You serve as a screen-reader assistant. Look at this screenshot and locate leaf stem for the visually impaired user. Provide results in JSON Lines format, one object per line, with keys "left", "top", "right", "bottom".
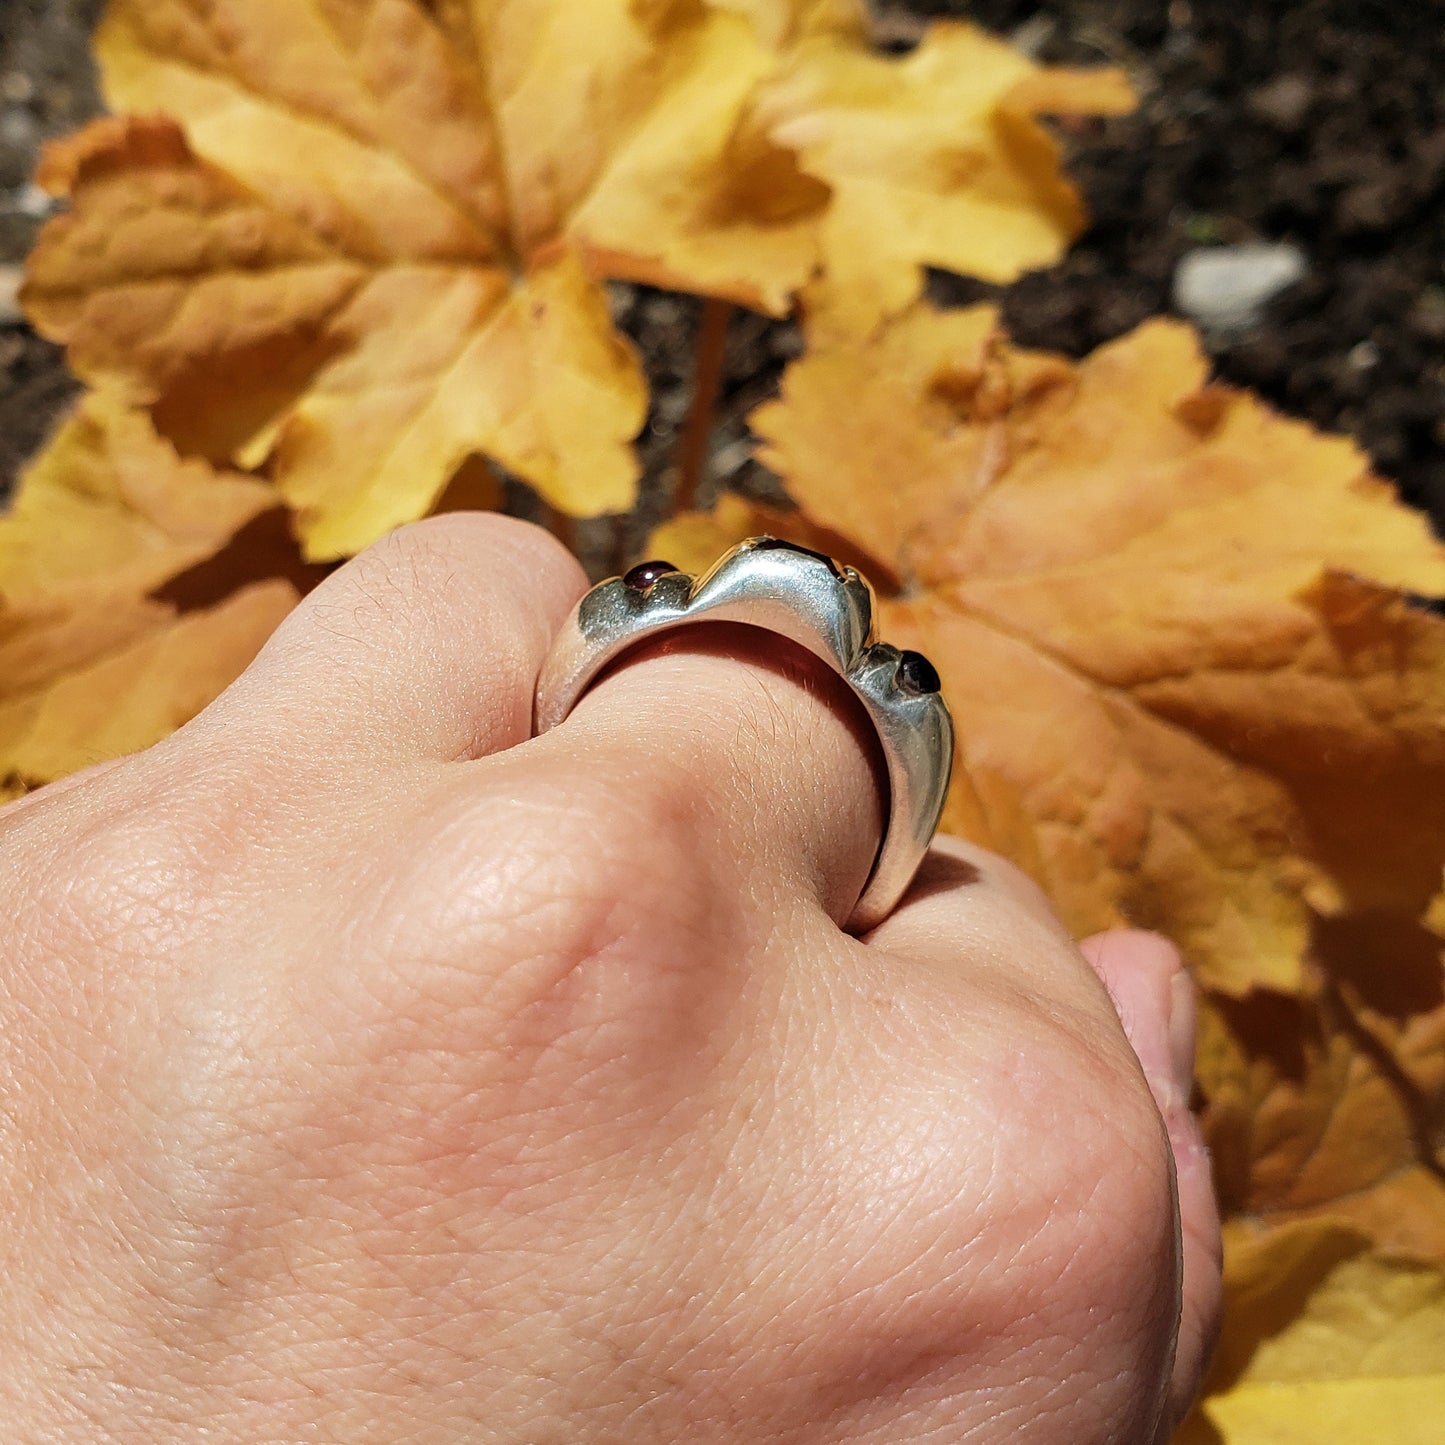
{"left": 674, "top": 298, "right": 733, "bottom": 514}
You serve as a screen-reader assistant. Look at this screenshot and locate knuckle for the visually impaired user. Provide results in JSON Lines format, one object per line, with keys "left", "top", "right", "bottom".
{"left": 511, "top": 760, "right": 719, "bottom": 940}
{"left": 370, "top": 761, "right": 726, "bottom": 1042}
{"left": 276, "top": 513, "right": 585, "bottom": 672}
{"left": 336, "top": 763, "right": 740, "bottom": 1150}
{"left": 362, "top": 513, "right": 582, "bottom": 619}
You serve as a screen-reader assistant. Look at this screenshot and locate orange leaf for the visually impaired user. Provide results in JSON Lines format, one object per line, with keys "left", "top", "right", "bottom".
{"left": 767, "top": 23, "right": 1136, "bottom": 337}
{"left": 0, "top": 395, "right": 310, "bottom": 788}
{"left": 685, "top": 304, "right": 1445, "bottom": 996}
{"left": 1199, "top": 968, "right": 1445, "bottom": 1261}
{"left": 23, "top": 0, "right": 1127, "bottom": 559}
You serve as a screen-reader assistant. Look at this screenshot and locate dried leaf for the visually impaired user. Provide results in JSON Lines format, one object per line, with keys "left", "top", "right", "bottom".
{"left": 23, "top": 112, "right": 647, "bottom": 559}
{"left": 0, "top": 394, "right": 306, "bottom": 786}
{"left": 1198, "top": 974, "right": 1445, "bottom": 1261}
{"left": 23, "top": 0, "right": 1127, "bottom": 559}
{"left": 764, "top": 23, "right": 1136, "bottom": 337}
{"left": 1178, "top": 1219, "right": 1445, "bottom": 1443}
{"left": 664, "top": 305, "right": 1445, "bottom": 996}
{"left": 712, "top": 0, "right": 869, "bottom": 49}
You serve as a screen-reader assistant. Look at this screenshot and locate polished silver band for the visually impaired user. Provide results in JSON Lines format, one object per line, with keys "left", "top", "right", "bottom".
{"left": 533, "top": 537, "right": 954, "bottom": 932}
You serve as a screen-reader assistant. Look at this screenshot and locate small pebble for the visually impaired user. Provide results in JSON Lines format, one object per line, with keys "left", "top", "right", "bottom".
{"left": 1409, "top": 288, "right": 1445, "bottom": 343}
{"left": 14, "top": 182, "right": 55, "bottom": 218}
{"left": 710, "top": 436, "right": 754, "bottom": 478}
{"left": 605, "top": 280, "right": 633, "bottom": 325}
{"left": 644, "top": 295, "right": 683, "bottom": 328}
{"left": 1173, "top": 243, "right": 1309, "bottom": 337}
{"left": 1248, "top": 74, "right": 1314, "bottom": 132}
{"left": 1347, "top": 340, "right": 1380, "bottom": 371}
{"left": 1008, "top": 15, "right": 1056, "bottom": 59}
{"left": 655, "top": 390, "right": 689, "bottom": 427}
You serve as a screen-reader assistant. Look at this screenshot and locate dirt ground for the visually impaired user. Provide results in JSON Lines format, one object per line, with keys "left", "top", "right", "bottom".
{"left": 2, "top": 0, "right": 1442, "bottom": 538}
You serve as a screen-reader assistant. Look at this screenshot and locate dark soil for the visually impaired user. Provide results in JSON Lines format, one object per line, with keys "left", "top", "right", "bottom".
{"left": 0, "top": 1, "right": 101, "bottom": 493}
{"left": 2, "top": 0, "right": 1442, "bottom": 540}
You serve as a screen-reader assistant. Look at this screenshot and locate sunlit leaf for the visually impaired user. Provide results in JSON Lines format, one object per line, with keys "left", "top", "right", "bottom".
{"left": 1176, "top": 1219, "right": 1445, "bottom": 1443}
{"left": 720, "top": 303, "right": 1445, "bottom": 995}
{"left": 0, "top": 394, "right": 308, "bottom": 786}
{"left": 22, "top": 0, "right": 1126, "bottom": 559}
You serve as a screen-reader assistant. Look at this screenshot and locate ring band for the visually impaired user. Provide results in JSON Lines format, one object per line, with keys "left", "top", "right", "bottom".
{"left": 533, "top": 537, "right": 954, "bottom": 932}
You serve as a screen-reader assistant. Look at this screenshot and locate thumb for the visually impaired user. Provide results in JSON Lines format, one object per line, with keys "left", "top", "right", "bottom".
{"left": 1079, "top": 930, "right": 1224, "bottom": 1435}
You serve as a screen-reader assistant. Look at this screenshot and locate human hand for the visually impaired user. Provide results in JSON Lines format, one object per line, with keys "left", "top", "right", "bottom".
{"left": 0, "top": 515, "right": 1221, "bottom": 1443}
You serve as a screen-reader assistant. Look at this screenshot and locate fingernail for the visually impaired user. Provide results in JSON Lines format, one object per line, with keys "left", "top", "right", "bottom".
{"left": 1168, "top": 968, "right": 1198, "bottom": 1097}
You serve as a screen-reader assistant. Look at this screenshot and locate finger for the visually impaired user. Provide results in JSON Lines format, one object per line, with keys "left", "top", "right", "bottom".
{"left": 875, "top": 847, "right": 1224, "bottom": 1425}
{"left": 865, "top": 833, "right": 1111, "bottom": 1019}
{"left": 870, "top": 845, "right": 1224, "bottom": 1433}
{"left": 200, "top": 513, "right": 588, "bottom": 765}
{"left": 1079, "top": 930, "right": 1224, "bottom": 1434}
{"left": 533, "top": 623, "right": 886, "bottom": 927}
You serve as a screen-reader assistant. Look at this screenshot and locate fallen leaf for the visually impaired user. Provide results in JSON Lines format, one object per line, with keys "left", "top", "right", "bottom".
{"left": 1198, "top": 973, "right": 1445, "bottom": 1261}
{"left": 23, "top": 111, "right": 648, "bottom": 560}
{"left": 0, "top": 394, "right": 308, "bottom": 787}
{"left": 712, "top": 0, "right": 868, "bottom": 49}
{"left": 23, "top": 0, "right": 1127, "bottom": 559}
{"left": 1176, "top": 1218, "right": 1445, "bottom": 1443}
{"left": 764, "top": 22, "right": 1137, "bottom": 336}
{"left": 663, "top": 305, "right": 1445, "bottom": 996}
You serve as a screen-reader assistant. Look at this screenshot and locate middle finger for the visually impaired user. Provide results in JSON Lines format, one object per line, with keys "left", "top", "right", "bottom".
{"left": 528, "top": 623, "right": 887, "bottom": 929}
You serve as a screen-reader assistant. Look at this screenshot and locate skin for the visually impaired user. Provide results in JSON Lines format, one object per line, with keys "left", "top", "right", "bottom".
{"left": 0, "top": 514, "right": 1221, "bottom": 1444}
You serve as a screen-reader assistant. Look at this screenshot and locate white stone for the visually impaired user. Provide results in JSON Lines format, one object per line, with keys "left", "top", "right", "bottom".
{"left": 1173, "top": 243, "right": 1308, "bottom": 337}
{"left": 1348, "top": 340, "right": 1380, "bottom": 370}
{"left": 14, "top": 181, "right": 55, "bottom": 217}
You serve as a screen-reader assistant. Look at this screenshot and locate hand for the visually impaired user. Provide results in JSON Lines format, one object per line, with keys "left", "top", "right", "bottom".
{"left": 0, "top": 515, "right": 1221, "bottom": 1443}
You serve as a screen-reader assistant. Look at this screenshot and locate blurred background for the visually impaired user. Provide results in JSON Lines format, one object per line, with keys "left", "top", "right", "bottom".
{"left": 3, "top": 0, "right": 1441, "bottom": 530}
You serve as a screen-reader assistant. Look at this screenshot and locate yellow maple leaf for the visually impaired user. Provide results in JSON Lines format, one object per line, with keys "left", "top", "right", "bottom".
{"left": 652, "top": 305, "right": 1445, "bottom": 996}
{"left": 763, "top": 22, "right": 1136, "bottom": 337}
{"left": 0, "top": 393, "right": 309, "bottom": 788}
{"left": 21, "top": 0, "right": 1127, "bottom": 560}
{"left": 712, "top": 0, "right": 868, "bottom": 48}
{"left": 1175, "top": 1218, "right": 1445, "bottom": 1443}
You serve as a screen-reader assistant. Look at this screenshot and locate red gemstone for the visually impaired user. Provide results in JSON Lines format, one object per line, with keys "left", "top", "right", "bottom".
{"left": 898, "top": 650, "right": 941, "bottom": 695}
{"left": 623, "top": 560, "right": 678, "bottom": 591}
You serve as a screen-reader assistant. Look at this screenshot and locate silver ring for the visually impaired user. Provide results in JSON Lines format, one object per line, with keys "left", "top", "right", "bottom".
{"left": 533, "top": 537, "right": 953, "bottom": 932}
